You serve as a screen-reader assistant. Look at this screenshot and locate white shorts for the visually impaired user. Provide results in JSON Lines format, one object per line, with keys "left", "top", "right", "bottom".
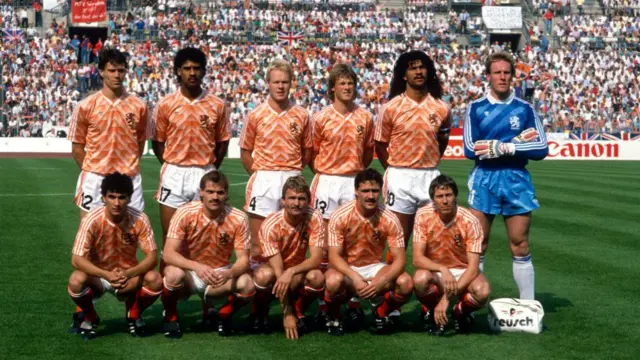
{"left": 433, "top": 268, "right": 467, "bottom": 282}
{"left": 96, "top": 278, "right": 117, "bottom": 299}
{"left": 350, "top": 262, "right": 387, "bottom": 280}
{"left": 156, "top": 163, "right": 216, "bottom": 209}
{"left": 74, "top": 171, "right": 144, "bottom": 212}
{"left": 382, "top": 167, "right": 441, "bottom": 214}
{"left": 244, "top": 170, "right": 301, "bottom": 217}
{"left": 187, "top": 265, "right": 232, "bottom": 297}
{"left": 310, "top": 174, "right": 355, "bottom": 219}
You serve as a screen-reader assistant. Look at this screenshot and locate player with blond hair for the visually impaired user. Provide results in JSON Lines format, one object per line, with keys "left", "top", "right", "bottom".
{"left": 239, "top": 59, "right": 312, "bottom": 273}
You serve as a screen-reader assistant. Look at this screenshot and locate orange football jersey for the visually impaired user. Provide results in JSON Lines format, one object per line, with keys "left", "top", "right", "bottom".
{"left": 239, "top": 102, "right": 312, "bottom": 171}
{"left": 328, "top": 200, "right": 404, "bottom": 267}
{"left": 151, "top": 90, "right": 231, "bottom": 166}
{"left": 167, "top": 202, "right": 249, "bottom": 268}
{"left": 68, "top": 91, "right": 149, "bottom": 176}
{"left": 312, "top": 105, "right": 374, "bottom": 175}
{"left": 413, "top": 204, "right": 483, "bottom": 269}
{"left": 72, "top": 207, "right": 156, "bottom": 271}
{"left": 260, "top": 208, "right": 325, "bottom": 269}
{"left": 374, "top": 93, "right": 451, "bottom": 169}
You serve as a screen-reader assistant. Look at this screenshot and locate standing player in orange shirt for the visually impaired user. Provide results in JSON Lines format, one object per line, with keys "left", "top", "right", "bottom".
{"left": 412, "top": 175, "right": 491, "bottom": 335}
{"left": 310, "top": 63, "right": 375, "bottom": 326}
{"left": 239, "top": 59, "right": 313, "bottom": 263}
{"left": 324, "top": 169, "right": 413, "bottom": 336}
{"left": 251, "top": 176, "right": 325, "bottom": 339}
{"left": 68, "top": 48, "right": 149, "bottom": 219}
{"left": 151, "top": 47, "right": 230, "bottom": 259}
{"left": 151, "top": 48, "right": 231, "bottom": 322}
{"left": 374, "top": 51, "right": 451, "bottom": 259}
{"left": 161, "top": 171, "right": 253, "bottom": 338}
{"left": 67, "top": 173, "right": 162, "bottom": 340}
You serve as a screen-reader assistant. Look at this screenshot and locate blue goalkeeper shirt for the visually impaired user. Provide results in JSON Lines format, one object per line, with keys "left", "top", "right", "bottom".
{"left": 463, "top": 91, "right": 548, "bottom": 168}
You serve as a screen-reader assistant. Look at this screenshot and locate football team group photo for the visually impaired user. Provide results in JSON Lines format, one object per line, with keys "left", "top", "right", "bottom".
{"left": 64, "top": 45, "right": 546, "bottom": 340}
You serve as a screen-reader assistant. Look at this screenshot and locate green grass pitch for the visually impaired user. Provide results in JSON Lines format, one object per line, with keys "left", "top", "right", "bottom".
{"left": 0, "top": 158, "right": 638, "bottom": 360}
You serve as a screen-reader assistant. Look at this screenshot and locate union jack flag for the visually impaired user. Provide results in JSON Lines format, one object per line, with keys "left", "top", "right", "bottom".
{"left": 2, "top": 28, "right": 25, "bottom": 43}
{"left": 570, "top": 131, "right": 600, "bottom": 140}
{"left": 277, "top": 31, "right": 304, "bottom": 46}
{"left": 600, "top": 132, "right": 623, "bottom": 141}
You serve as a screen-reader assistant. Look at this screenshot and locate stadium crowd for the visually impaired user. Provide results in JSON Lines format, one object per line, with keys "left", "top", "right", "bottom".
{"left": 1, "top": 0, "right": 639, "bottom": 138}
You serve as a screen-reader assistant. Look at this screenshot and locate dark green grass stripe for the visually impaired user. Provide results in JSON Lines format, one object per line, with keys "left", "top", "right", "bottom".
{"left": 535, "top": 181, "right": 640, "bottom": 203}
{"left": 537, "top": 194, "right": 640, "bottom": 226}
{"left": 532, "top": 210, "right": 637, "bottom": 262}
{"left": 534, "top": 172, "right": 639, "bottom": 192}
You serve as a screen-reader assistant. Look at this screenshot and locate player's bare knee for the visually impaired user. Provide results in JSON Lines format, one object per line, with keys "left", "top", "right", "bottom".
{"left": 236, "top": 273, "right": 255, "bottom": 295}
{"left": 305, "top": 269, "right": 325, "bottom": 289}
{"left": 144, "top": 270, "right": 163, "bottom": 290}
{"left": 412, "top": 269, "right": 433, "bottom": 291}
{"left": 395, "top": 273, "right": 414, "bottom": 295}
{"left": 163, "top": 266, "right": 186, "bottom": 286}
{"left": 68, "top": 270, "right": 88, "bottom": 291}
{"left": 509, "top": 238, "right": 530, "bottom": 256}
{"left": 472, "top": 281, "right": 491, "bottom": 303}
{"left": 254, "top": 266, "right": 275, "bottom": 288}
{"left": 325, "top": 271, "right": 344, "bottom": 294}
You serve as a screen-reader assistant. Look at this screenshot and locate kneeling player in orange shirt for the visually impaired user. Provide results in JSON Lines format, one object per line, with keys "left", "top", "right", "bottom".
{"left": 67, "top": 173, "right": 162, "bottom": 340}
{"left": 251, "top": 176, "right": 325, "bottom": 339}
{"left": 324, "top": 169, "right": 413, "bottom": 335}
{"left": 161, "top": 171, "right": 254, "bottom": 338}
{"left": 412, "top": 175, "right": 491, "bottom": 335}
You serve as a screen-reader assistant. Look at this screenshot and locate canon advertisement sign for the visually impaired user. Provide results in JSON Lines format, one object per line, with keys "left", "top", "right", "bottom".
{"left": 442, "top": 137, "right": 640, "bottom": 161}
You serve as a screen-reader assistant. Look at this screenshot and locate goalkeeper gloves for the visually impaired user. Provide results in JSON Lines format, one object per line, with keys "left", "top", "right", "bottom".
{"left": 513, "top": 128, "right": 540, "bottom": 143}
{"left": 473, "top": 140, "right": 516, "bottom": 160}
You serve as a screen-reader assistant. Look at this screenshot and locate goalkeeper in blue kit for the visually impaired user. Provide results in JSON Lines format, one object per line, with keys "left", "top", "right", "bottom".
{"left": 463, "top": 52, "right": 548, "bottom": 300}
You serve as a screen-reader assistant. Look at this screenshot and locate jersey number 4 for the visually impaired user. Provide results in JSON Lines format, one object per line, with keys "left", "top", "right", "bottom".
{"left": 249, "top": 197, "right": 257, "bottom": 211}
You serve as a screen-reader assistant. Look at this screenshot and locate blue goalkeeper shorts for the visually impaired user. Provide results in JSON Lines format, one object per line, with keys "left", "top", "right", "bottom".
{"left": 467, "top": 166, "right": 540, "bottom": 216}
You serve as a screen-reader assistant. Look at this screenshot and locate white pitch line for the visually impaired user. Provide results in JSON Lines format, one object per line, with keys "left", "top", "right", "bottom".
{"left": 0, "top": 181, "right": 248, "bottom": 197}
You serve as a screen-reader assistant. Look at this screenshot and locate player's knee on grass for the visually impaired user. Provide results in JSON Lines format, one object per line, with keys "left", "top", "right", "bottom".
{"left": 253, "top": 265, "right": 276, "bottom": 289}
{"left": 305, "top": 269, "right": 325, "bottom": 289}
{"left": 412, "top": 269, "right": 435, "bottom": 292}
{"left": 236, "top": 273, "right": 255, "bottom": 296}
{"left": 68, "top": 270, "right": 89, "bottom": 292}
{"left": 143, "top": 270, "right": 163, "bottom": 291}
{"left": 324, "top": 270, "right": 345, "bottom": 294}
{"left": 394, "top": 272, "right": 414, "bottom": 296}
{"left": 163, "top": 266, "right": 187, "bottom": 286}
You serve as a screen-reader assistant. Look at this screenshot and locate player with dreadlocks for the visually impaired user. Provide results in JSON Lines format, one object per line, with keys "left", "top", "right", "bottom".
{"left": 373, "top": 51, "right": 451, "bottom": 321}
